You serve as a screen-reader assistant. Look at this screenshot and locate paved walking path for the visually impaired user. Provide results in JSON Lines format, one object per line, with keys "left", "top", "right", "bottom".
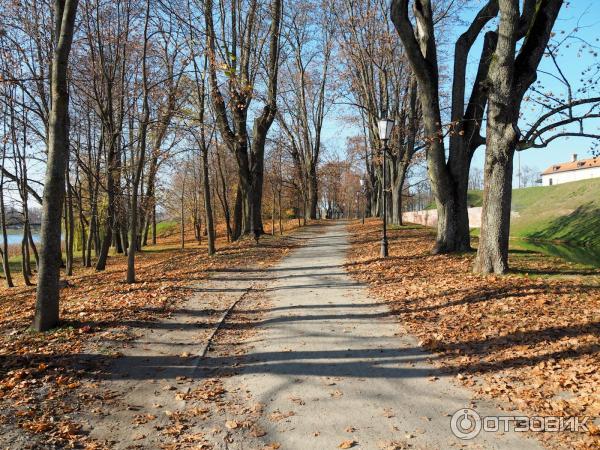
{"left": 220, "top": 223, "right": 543, "bottom": 449}
{"left": 83, "top": 266, "right": 272, "bottom": 448}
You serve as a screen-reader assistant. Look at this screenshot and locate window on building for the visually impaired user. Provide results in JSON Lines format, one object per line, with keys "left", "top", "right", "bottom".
{"left": 549, "top": 178, "right": 553, "bottom": 186}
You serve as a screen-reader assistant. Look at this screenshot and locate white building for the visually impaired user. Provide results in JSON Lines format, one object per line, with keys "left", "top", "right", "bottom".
{"left": 540, "top": 154, "right": 600, "bottom": 186}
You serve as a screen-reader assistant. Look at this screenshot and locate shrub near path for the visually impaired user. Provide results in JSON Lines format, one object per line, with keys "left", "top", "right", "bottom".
{"left": 346, "top": 219, "right": 600, "bottom": 450}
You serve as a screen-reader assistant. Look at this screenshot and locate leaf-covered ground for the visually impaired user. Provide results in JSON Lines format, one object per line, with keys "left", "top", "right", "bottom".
{"left": 346, "top": 219, "right": 600, "bottom": 450}
{"left": 0, "top": 230, "right": 300, "bottom": 448}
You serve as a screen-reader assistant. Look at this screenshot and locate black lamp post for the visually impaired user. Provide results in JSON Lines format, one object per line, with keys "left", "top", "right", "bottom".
{"left": 378, "top": 114, "right": 394, "bottom": 257}
{"left": 359, "top": 178, "right": 365, "bottom": 224}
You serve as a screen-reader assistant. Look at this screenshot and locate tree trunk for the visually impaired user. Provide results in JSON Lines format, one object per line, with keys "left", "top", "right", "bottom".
{"left": 278, "top": 189, "right": 283, "bottom": 235}
{"left": 215, "top": 148, "right": 232, "bottom": 242}
{"left": 127, "top": 0, "right": 150, "bottom": 283}
{"left": 141, "top": 216, "right": 149, "bottom": 247}
{"left": 21, "top": 228, "right": 32, "bottom": 286}
{"left": 66, "top": 179, "right": 74, "bottom": 276}
{"left": 27, "top": 223, "right": 39, "bottom": 271}
{"left": 180, "top": 191, "right": 185, "bottom": 249}
{"left": 152, "top": 205, "right": 157, "bottom": 245}
{"left": 271, "top": 186, "right": 276, "bottom": 236}
{"left": 0, "top": 174, "right": 13, "bottom": 287}
{"left": 473, "top": 133, "right": 516, "bottom": 274}
{"left": 307, "top": 170, "right": 318, "bottom": 220}
{"left": 474, "top": 0, "right": 563, "bottom": 274}
{"left": 232, "top": 184, "right": 243, "bottom": 240}
{"left": 79, "top": 211, "right": 87, "bottom": 268}
{"left": 115, "top": 222, "right": 124, "bottom": 254}
{"left": 85, "top": 212, "right": 95, "bottom": 267}
{"left": 391, "top": 171, "right": 405, "bottom": 226}
{"left": 119, "top": 222, "right": 128, "bottom": 255}
{"left": 249, "top": 167, "right": 264, "bottom": 235}
{"left": 202, "top": 148, "right": 216, "bottom": 255}
{"left": 34, "top": 0, "right": 78, "bottom": 331}
{"left": 95, "top": 169, "right": 115, "bottom": 270}
{"left": 474, "top": 0, "right": 518, "bottom": 274}
{"left": 96, "top": 130, "right": 119, "bottom": 270}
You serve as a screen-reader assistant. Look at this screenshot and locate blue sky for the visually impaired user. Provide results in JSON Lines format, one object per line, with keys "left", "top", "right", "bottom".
{"left": 321, "top": 1, "right": 600, "bottom": 185}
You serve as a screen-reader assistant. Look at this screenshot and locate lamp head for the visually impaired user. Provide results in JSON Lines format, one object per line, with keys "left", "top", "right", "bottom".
{"left": 378, "top": 113, "right": 394, "bottom": 141}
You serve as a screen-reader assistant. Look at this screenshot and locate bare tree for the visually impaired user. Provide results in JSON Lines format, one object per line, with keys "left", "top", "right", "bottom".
{"left": 188, "top": 35, "right": 216, "bottom": 255}
{"left": 126, "top": 0, "right": 151, "bottom": 283}
{"left": 336, "top": 0, "right": 422, "bottom": 226}
{"left": 34, "top": 0, "right": 79, "bottom": 332}
{"left": 79, "top": 0, "right": 132, "bottom": 271}
{"left": 0, "top": 105, "right": 14, "bottom": 288}
{"left": 278, "top": 0, "right": 335, "bottom": 220}
{"left": 468, "top": 167, "right": 484, "bottom": 191}
{"left": 204, "top": 0, "right": 283, "bottom": 240}
{"left": 391, "top": 0, "right": 498, "bottom": 253}
{"left": 474, "top": 0, "right": 564, "bottom": 274}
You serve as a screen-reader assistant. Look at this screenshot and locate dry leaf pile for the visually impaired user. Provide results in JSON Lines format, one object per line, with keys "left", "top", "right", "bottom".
{"left": 346, "top": 220, "right": 599, "bottom": 450}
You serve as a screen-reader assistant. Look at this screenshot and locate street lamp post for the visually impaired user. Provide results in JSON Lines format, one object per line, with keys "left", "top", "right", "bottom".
{"left": 359, "top": 178, "right": 365, "bottom": 224}
{"left": 378, "top": 115, "right": 394, "bottom": 258}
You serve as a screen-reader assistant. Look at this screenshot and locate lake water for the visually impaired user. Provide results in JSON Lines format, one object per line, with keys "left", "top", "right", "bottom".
{"left": 5, "top": 230, "right": 41, "bottom": 245}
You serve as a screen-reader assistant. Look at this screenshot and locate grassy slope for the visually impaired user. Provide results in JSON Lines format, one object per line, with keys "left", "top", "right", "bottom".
{"left": 153, "top": 220, "right": 179, "bottom": 238}
{"left": 435, "top": 179, "right": 600, "bottom": 249}
{"left": 510, "top": 178, "right": 600, "bottom": 247}
{"left": 425, "top": 190, "right": 483, "bottom": 209}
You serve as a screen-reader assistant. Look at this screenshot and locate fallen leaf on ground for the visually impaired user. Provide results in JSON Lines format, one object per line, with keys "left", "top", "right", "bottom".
{"left": 268, "top": 410, "right": 295, "bottom": 422}
{"left": 225, "top": 420, "right": 239, "bottom": 429}
{"left": 382, "top": 408, "right": 395, "bottom": 418}
{"left": 250, "top": 426, "right": 267, "bottom": 437}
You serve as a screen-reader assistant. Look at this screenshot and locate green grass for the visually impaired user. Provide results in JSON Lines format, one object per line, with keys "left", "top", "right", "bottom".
{"left": 4, "top": 254, "right": 35, "bottom": 275}
{"left": 510, "top": 238, "right": 600, "bottom": 268}
{"left": 425, "top": 190, "right": 484, "bottom": 210}
{"left": 467, "top": 178, "right": 600, "bottom": 249}
{"left": 466, "top": 190, "right": 483, "bottom": 207}
{"left": 153, "top": 220, "right": 179, "bottom": 238}
{"left": 510, "top": 178, "right": 600, "bottom": 248}
{"left": 458, "top": 179, "right": 600, "bottom": 267}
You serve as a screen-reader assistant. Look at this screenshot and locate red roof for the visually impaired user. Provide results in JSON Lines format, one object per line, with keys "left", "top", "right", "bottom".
{"left": 541, "top": 157, "right": 600, "bottom": 175}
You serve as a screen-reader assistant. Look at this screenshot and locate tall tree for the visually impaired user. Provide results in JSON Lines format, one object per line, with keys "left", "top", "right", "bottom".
{"left": 0, "top": 106, "right": 13, "bottom": 288}
{"left": 186, "top": 8, "right": 216, "bottom": 255}
{"left": 474, "top": 0, "right": 563, "bottom": 274}
{"left": 204, "top": 0, "right": 283, "bottom": 240}
{"left": 33, "top": 0, "right": 79, "bottom": 332}
{"left": 278, "top": 0, "right": 335, "bottom": 220}
{"left": 126, "top": 0, "right": 151, "bottom": 283}
{"left": 391, "top": 0, "right": 498, "bottom": 253}
{"left": 80, "top": 0, "right": 132, "bottom": 271}
{"left": 336, "top": 0, "right": 422, "bottom": 225}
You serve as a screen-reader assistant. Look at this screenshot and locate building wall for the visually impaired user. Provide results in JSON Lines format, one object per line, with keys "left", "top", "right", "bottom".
{"left": 403, "top": 207, "right": 483, "bottom": 228}
{"left": 402, "top": 207, "right": 524, "bottom": 229}
{"left": 541, "top": 166, "right": 600, "bottom": 186}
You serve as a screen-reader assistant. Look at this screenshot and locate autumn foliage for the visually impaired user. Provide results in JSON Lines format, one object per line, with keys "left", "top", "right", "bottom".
{"left": 346, "top": 219, "right": 600, "bottom": 450}
{"left": 0, "top": 231, "right": 300, "bottom": 448}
